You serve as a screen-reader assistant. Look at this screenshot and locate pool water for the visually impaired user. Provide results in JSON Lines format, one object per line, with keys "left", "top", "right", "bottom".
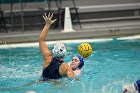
{"left": 0, "top": 39, "right": 140, "bottom": 93}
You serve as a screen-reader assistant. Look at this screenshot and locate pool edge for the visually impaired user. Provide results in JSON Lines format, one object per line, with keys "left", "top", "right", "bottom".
{"left": 0, "top": 34, "right": 140, "bottom": 49}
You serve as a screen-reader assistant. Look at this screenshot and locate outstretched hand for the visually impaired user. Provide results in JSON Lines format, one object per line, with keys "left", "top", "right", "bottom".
{"left": 43, "top": 13, "right": 57, "bottom": 26}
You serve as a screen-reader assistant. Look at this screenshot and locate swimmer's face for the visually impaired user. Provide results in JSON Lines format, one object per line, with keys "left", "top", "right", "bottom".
{"left": 69, "top": 56, "right": 80, "bottom": 69}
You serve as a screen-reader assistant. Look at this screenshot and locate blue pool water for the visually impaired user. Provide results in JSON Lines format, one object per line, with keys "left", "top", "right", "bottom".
{"left": 0, "top": 39, "right": 140, "bottom": 93}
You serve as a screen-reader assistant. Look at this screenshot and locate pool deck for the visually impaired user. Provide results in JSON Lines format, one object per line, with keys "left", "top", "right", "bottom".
{"left": 0, "top": 19, "right": 140, "bottom": 44}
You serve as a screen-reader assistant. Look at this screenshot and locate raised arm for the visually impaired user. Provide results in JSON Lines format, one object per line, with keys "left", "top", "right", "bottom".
{"left": 39, "top": 13, "right": 57, "bottom": 67}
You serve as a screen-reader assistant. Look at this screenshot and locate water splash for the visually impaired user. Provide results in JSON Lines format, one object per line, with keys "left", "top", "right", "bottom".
{"left": 101, "top": 81, "right": 126, "bottom": 93}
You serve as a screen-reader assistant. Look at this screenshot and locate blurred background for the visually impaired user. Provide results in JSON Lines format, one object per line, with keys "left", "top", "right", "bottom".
{"left": 0, "top": 0, "right": 140, "bottom": 33}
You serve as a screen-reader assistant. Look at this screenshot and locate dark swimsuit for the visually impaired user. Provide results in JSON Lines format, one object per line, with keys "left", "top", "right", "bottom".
{"left": 42, "top": 57, "right": 64, "bottom": 81}
{"left": 134, "top": 80, "right": 140, "bottom": 93}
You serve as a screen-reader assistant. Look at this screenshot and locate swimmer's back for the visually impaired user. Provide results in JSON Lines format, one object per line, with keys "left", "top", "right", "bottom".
{"left": 43, "top": 55, "right": 75, "bottom": 79}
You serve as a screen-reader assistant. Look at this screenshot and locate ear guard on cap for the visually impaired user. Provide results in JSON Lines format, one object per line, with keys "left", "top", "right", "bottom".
{"left": 76, "top": 55, "right": 84, "bottom": 69}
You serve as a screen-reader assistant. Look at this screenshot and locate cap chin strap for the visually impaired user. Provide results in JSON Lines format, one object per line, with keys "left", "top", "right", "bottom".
{"left": 72, "top": 67, "right": 80, "bottom": 71}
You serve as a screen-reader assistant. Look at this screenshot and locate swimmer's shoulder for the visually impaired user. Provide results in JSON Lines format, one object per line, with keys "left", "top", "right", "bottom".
{"left": 60, "top": 62, "right": 76, "bottom": 78}
{"left": 59, "top": 62, "right": 69, "bottom": 76}
{"left": 73, "top": 69, "right": 81, "bottom": 76}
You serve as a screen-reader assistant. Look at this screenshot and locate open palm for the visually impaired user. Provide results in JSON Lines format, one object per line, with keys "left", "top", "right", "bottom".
{"left": 43, "top": 13, "right": 57, "bottom": 26}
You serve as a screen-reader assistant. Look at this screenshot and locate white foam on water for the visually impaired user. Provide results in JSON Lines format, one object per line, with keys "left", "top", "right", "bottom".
{"left": 26, "top": 91, "right": 36, "bottom": 93}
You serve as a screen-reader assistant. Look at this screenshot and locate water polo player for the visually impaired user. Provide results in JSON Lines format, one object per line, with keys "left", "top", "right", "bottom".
{"left": 39, "top": 13, "right": 77, "bottom": 80}
{"left": 39, "top": 14, "right": 84, "bottom": 80}
{"left": 68, "top": 55, "right": 84, "bottom": 75}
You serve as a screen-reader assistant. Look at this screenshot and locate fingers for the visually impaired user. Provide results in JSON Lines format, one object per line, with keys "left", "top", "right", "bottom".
{"left": 43, "top": 13, "right": 53, "bottom": 20}
{"left": 52, "top": 19, "right": 57, "bottom": 24}
{"left": 44, "top": 13, "right": 47, "bottom": 17}
{"left": 42, "top": 13, "right": 57, "bottom": 24}
{"left": 42, "top": 15, "right": 46, "bottom": 20}
{"left": 42, "top": 13, "right": 48, "bottom": 20}
{"left": 50, "top": 13, "right": 53, "bottom": 20}
{"left": 47, "top": 13, "right": 53, "bottom": 20}
{"left": 48, "top": 13, "right": 50, "bottom": 18}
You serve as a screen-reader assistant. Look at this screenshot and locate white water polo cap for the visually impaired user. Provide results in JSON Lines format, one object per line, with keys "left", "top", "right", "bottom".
{"left": 52, "top": 43, "right": 67, "bottom": 57}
